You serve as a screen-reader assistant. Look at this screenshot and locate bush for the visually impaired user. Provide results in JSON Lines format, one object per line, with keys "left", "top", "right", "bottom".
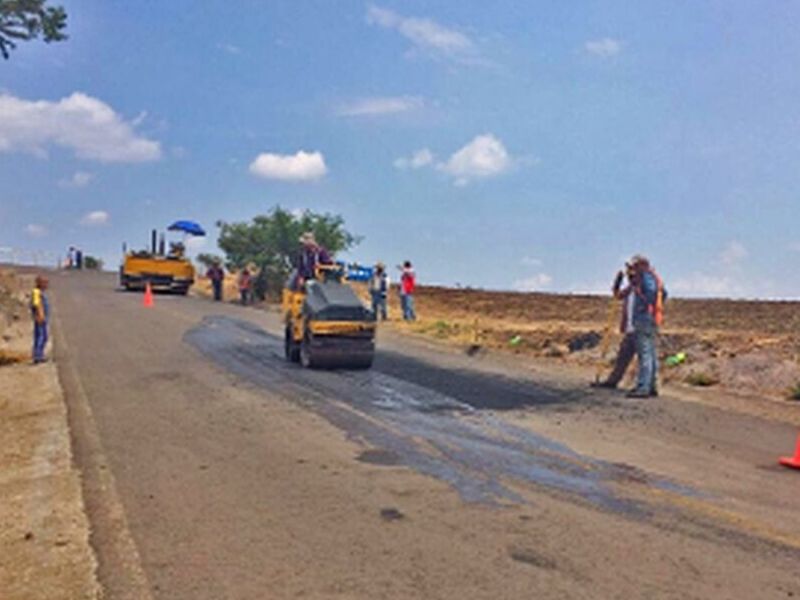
{"left": 788, "top": 383, "right": 800, "bottom": 401}
{"left": 433, "top": 320, "right": 452, "bottom": 337}
{"left": 83, "top": 255, "right": 103, "bottom": 270}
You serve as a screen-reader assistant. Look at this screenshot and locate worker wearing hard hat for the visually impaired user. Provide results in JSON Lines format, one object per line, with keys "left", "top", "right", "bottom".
{"left": 370, "top": 262, "right": 390, "bottom": 321}
{"left": 627, "top": 255, "right": 667, "bottom": 398}
{"left": 295, "top": 232, "right": 332, "bottom": 287}
{"left": 592, "top": 262, "right": 638, "bottom": 389}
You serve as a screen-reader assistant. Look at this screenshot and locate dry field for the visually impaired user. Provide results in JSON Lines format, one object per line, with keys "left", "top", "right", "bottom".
{"left": 393, "top": 286, "right": 800, "bottom": 401}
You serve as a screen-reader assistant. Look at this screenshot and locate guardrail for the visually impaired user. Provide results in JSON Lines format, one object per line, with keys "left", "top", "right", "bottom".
{"left": 0, "top": 247, "right": 60, "bottom": 267}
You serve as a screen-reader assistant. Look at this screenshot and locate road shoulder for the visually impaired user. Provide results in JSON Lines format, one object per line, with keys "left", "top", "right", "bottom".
{"left": 0, "top": 360, "right": 101, "bottom": 600}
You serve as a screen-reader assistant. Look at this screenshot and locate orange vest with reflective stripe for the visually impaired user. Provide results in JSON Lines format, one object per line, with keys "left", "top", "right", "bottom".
{"left": 650, "top": 271, "right": 664, "bottom": 326}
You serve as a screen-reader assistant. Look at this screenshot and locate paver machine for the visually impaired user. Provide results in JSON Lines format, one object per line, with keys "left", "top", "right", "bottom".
{"left": 119, "top": 221, "right": 205, "bottom": 294}
{"left": 282, "top": 264, "right": 376, "bottom": 369}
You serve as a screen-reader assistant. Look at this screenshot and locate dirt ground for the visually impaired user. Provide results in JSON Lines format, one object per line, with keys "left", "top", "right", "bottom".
{"left": 0, "top": 268, "right": 100, "bottom": 599}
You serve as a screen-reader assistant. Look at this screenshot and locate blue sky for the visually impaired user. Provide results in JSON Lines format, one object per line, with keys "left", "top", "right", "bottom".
{"left": 2, "top": 1, "right": 799, "bottom": 297}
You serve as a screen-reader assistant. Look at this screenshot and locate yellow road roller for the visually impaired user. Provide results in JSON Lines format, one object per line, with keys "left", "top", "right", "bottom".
{"left": 282, "top": 264, "right": 376, "bottom": 369}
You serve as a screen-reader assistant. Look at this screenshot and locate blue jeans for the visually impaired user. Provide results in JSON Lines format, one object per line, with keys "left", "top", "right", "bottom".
{"left": 401, "top": 294, "right": 416, "bottom": 321}
{"left": 33, "top": 320, "right": 48, "bottom": 362}
{"left": 212, "top": 281, "right": 223, "bottom": 301}
{"left": 371, "top": 291, "right": 387, "bottom": 320}
{"left": 634, "top": 321, "right": 658, "bottom": 392}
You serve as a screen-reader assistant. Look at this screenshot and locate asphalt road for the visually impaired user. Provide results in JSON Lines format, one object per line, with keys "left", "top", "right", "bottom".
{"left": 52, "top": 270, "right": 800, "bottom": 599}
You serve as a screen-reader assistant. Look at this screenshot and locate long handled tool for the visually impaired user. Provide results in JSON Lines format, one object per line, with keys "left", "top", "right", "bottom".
{"left": 594, "top": 294, "right": 618, "bottom": 383}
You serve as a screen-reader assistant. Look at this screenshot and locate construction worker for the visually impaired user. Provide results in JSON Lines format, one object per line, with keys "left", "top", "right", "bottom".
{"left": 399, "top": 261, "right": 417, "bottom": 321}
{"left": 206, "top": 260, "right": 225, "bottom": 302}
{"left": 30, "top": 275, "right": 50, "bottom": 364}
{"left": 370, "top": 262, "right": 390, "bottom": 321}
{"left": 592, "top": 263, "right": 637, "bottom": 389}
{"left": 294, "top": 232, "right": 332, "bottom": 288}
{"left": 238, "top": 267, "right": 253, "bottom": 306}
{"left": 627, "top": 255, "right": 667, "bottom": 398}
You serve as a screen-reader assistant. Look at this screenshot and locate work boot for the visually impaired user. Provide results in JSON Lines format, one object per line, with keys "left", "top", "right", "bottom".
{"left": 590, "top": 381, "right": 616, "bottom": 389}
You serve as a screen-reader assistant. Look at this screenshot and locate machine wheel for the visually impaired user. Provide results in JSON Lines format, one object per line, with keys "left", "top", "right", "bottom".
{"left": 285, "top": 326, "right": 300, "bottom": 363}
{"left": 300, "top": 330, "right": 315, "bottom": 368}
{"left": 351, "top": 355, "right": 374, "bottom": 370}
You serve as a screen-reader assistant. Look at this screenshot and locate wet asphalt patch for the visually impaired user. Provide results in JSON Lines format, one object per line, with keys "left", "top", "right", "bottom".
{"left": 184, "top": 315, "right": 697, "bottom": 514}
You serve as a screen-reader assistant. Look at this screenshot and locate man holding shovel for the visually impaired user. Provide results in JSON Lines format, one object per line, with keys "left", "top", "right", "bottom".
{"left": 592, "top": 263, "right": 638, "bottom": 389}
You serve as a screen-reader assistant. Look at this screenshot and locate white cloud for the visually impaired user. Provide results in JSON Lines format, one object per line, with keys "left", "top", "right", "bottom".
{"left": 338, "top": 96, "right": 423, "bottom": 117}
{"left": 217, "top": 42, "right": 241, "bottom": 55}
{"left": 512, "top": 273, "right": 553, "bottom": 292}
{"left": 671, "top": 273, "right": 743, "bottom": 298}
{"left": 185, "top": 236, "right": 207, "bottom": 251}
{"left": 672, "top": 241, "right": 756, "bottom": 298}
{"left": 367, "top": 5, "right": 475, "bottom": 60}
{"left": 569, "top": 281, "right": 615, "bottom": 295}
{"left": 521, "top": 256, "right": 543, "bottom": 267}
{"left": 59, "top": 171, "right": 93, "bottom": 188}
{"left": 131, "top": 111, "right": 148, "bottom": 127}
{"left": 439, "top": 134, "right": 512, "bottom": 185}
{"left": 249, "top": 150, "right": 328, "bottom": 182}
{"left": 585, "top": 38, "right": 622, "bottom": 58}
{"left": 394, "top": 148, "right": 435, "bottom": 170}
{"left": 80, "top": 210, "right": 110, "bottom": 227}
{"left": 25, "top": 224, "right": 47, "bottom": 238}
{"left": 0, "top": 92, "right": 162, "bottom": 163}
{"left": 720, "top": 240, "right": 748, "bottom": 266}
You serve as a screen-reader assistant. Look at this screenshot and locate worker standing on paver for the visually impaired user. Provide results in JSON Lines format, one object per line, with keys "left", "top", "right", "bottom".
{"left": 207, "top": 260, "right": 225, "bottom": 302}
{"left": 370, "top": 262, "right": 390, "bottom": 321}
{"left": 295, "top": 232, "right": 332, "bottom": 288}
{"left": 399, "top": 261, "right": 417, "bottom": 321}
{"left": 30, "top": 275, "right": 50, "bottom": 364}
{"left": 592, "top": 262, "right": 638, "bottom": 389}
{"left": 627, "top": 255, "right": 667, "bottom": 398}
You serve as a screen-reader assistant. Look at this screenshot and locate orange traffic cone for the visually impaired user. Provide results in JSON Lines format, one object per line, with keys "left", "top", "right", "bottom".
{"left": 779, "top": 433, "right": 800, "bottom": 470}
{"left": 143, "top": 282, "right": 154, "bottom": 308}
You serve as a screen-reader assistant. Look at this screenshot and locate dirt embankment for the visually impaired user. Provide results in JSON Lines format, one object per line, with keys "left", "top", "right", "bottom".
{"left": 392, "top": 286, "right": 800, "bottom": 401}
{"left": 0, "top": 268, "right": 100, "bottom": 599}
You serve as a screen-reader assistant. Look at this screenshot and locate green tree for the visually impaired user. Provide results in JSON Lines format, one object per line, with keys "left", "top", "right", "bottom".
{"left": 83, "top": 255, "right": 103, "bottom": 270}
{"left": 0, "top": 0, "right": 67, "bottom": 60}
{"left": 217, "top": 207, "right": 359, "bottom": 299}
{"left": 195, "top": 253, "right": 223, "bottom": 271}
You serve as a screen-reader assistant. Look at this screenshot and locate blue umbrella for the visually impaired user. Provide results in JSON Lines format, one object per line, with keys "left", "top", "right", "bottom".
{"left": 168, "top": 220, "right": 206, "bottom": 236}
